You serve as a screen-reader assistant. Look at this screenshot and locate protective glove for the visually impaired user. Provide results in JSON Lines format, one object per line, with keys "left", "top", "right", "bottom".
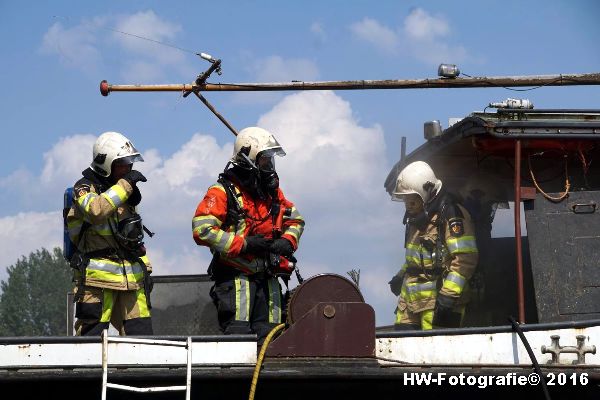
{"left": 123, "top": 170, "right": 147, "bottom": 187}
{"left": 388, "top": 273, "right": 404, "bottom": 296}
{"left": 244, "top": 235, "right": 271, "bottom": 255}
{"left": 432, "top": 293, "right": 462, "bottom": 328}
{"left": 269, "top": 238, "right": 294, "bottom": 257}
{"left": 128, "top": 185, "right": 142, "bottom": 206}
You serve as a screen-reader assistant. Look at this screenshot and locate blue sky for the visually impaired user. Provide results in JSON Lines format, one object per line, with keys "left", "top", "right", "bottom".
{"left": 0, "top": 1, "right": 599, "bottom": 325}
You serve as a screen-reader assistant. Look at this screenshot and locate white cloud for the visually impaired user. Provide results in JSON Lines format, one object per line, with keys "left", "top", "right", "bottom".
{"left": 404, "top": 8, "right": 449, "bottom": 41}
{"left": 350, "top": 17, "right": 399, "bottom": 53}
{"left": 112, "top": 10, "right": 193, "bottom": 82}
{"left": 40, "top": 11, "right": 194, "bottom": 82}
{"left": 350, "top": 9, "right": 470, "bottom": 66}
{"left": 0, "top": 212, "right": 62, "bottom": 281}
{"left": 41, "top": 134, "right": 96, "bottom": 186}
{"left": 252, "top": 55, "right": 320, "bottom": 83}
{"left": 113, "top": 10, "right": 181, "bottom": 56}
{"left": 40, "top": 20, "right": 103, "bottom": 72}
{"left": 258, "top": 91, "right": 386, "bottom": 203}
{"left": 234, "top": 54, "right": 321, "bottom": 105}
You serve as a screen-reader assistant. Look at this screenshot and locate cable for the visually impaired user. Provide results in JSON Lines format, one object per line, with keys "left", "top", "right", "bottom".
{"left": 528, "top": 154, "right": 570, "bottom": 202}
{"left": 461, "top": 72, "right": 566, "bottom": 92}
{"left": 509, "top": 316, "right": 551, "bottom": 400}
{"left": 52, "top": 15, "right": 201, "bottom": 56}
{"left": 248, "top": 323, "right": 285, "bottom": 400}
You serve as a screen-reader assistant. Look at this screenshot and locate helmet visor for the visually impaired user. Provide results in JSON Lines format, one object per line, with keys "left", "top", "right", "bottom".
{"left": 391, "top": 193, "right": 405, "bottom": 202}
{"left": 256, "top": 147, "right": 285, "bottom": 171}
{"left": 113, "top": 153, "right": 144, "bottom": 166}
{"left": 258, "top": 132, "right": 286, "bottom": 159}
{"left": 257, "top": 154, "right": 276, "bottom": 172}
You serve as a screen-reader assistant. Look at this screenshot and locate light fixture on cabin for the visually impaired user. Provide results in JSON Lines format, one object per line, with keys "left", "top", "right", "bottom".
{"left": 438, "top": 64, "right": 460, "bottom": 78}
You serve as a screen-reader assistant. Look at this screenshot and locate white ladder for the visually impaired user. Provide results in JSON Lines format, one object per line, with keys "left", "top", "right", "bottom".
{"left": 101, "top": 330, "right": 192, "bottom": 400}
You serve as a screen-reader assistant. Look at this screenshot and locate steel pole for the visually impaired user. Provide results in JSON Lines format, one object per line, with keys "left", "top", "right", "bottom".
{"left": 100, "top": 72, "right": 600, "bottom": 95}
{"left": 514, "top": 140, "right": 526, "bottom": 323}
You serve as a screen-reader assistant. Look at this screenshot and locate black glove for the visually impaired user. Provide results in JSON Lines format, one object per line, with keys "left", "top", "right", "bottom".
{"left": 269, "top": 238, "right": 293, "bottom": 257}
{"left": 128, "top": 184, "right": 142, "bottom": 206}
{"left": 388, "top": 274, "right": 404, "bottom": 296}
{"left": 432, "top": 293, "right": 462, "bottom": 328}
{"left": 244, "top": 235, "right": 272, "bottom": 255}
{"left": 123, "top": 170, "right": 147, "bottom": 187}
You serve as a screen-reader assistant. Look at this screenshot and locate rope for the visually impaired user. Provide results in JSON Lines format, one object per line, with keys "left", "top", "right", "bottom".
{"left": 248, "top": 323, "right": 286, "bottom": 400}
{"left": 528, "top": 155, "right": 570, "bottom": 202}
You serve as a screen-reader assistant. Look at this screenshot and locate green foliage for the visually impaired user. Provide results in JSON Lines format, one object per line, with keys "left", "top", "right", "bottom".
{"left": 0, "top": 247, "right": 72, "bottom": 336}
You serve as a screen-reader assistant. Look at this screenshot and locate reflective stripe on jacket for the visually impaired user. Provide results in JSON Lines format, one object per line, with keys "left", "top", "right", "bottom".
{"left": 67, "top": 170, "right": 152, "bottom": 290}
{"left": 192, "top": 178, "right": 305, "bottom": 275}
{"left": 399, "top": 203, "right": 478, "bottom": 313}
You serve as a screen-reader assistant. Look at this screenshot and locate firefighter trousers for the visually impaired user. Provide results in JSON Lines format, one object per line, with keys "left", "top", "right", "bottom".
{"left": 210, "top": 273, "right": 283, "bottom": 343}
{"left": 74, "top": 286, "right": 153, "bottom": 336}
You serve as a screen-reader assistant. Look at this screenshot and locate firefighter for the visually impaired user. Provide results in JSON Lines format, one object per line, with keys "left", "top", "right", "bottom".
{"left": 388, "top": 161, "right": 478, "bottom": 330}
{"left": 192, "top": 127, "right": 304, "bottom": 342}
{"left": 67, "top": 131, "right": 154, "bottom": 335}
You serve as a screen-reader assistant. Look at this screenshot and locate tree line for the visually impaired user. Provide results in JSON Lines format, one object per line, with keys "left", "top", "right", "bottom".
{"left": 0, "top": 248, "right": 72, "bottom": 336}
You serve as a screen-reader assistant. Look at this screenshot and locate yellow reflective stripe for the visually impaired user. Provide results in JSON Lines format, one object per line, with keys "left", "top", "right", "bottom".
{"left": 446, "top": 236, "right": 478, "bottom": 254}
{"left": 192, "top": 215, "right": 222, "bottom": 230}
{"left": 136, "top": 288, "right": 150, "bottom": 318}
{"left": 194, "top": 216, "right": 236, "bottom": 253}
{"left": 267, "top": 278, "right": 282, "bottom": 323}
{"left": 86, "top": 269, "right": 124, "bottom": 283}
{"left": 222, "top": 232, "right": 236, "bottom": 253}
{"left": 101, "top": 184, "right": 128, "bottom": 208}
{"left": 395, "top": 307, "right": 403, "bottom": 324}
{"left": 442, "top": 271, "right": 467, "bottom": 295}
{"left": 405, "top": 245, "right": 432, "bottom": 264}
{"left": 126, "top": 272, "right": 145, "bottom": 283}
{"left": 421, "top": 309, "right": 434, "bottom": 330}
{"left": 86, "top": 258, "right": 145, "bottom": 284}
{"left": 286, "top": 207, "right": 303, "bottom": 221}
{"left": 403, "top": 281, "right": 437, "bottom": 302}
{"left": 235, "top": 276, "right": 250, "bottom": 321}
{"left": 284, "top": 224, "right": 303, "bottom": 241}
{"left": 124, "top": 263, "right": 144, "bottom": 276}
{"left": 405, "top": 256, "right": 433, "bottom": 266}
{"left": 213, "top": 229, "right": 230, "bottom": 252}
{"left": 210, "top": 183, "right": 226, "bottom": 193}
{"left": 100, "top": 289, "right": 113, "bottom": 323}
{"left": 78, "top": 192, "right": 98, "bottom": 213}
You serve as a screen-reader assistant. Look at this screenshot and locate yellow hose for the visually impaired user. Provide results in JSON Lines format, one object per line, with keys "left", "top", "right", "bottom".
{"left": 248, "top": 323, "right": 285, "bottom": 400}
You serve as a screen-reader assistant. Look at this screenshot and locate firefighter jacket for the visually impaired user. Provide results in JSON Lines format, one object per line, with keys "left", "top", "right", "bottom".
{"left": 67, "top": 168, "right": 151, "bottom": 291}
{"left": 398, "top": 201, "right": 478, "bottom": 314}
{"left": 192, "top": 172, "right": 304, "bottom": 276}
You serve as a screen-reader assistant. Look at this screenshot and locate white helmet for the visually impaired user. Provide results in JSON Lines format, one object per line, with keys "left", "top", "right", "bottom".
{"left": 231, "top": 127, "right": 285, "bottom": 169}
{"left": 392, "top": 161, "right": 442, "bottom": 203}
{"left": 91, "top": 131, "right": 144, "bottom": 177}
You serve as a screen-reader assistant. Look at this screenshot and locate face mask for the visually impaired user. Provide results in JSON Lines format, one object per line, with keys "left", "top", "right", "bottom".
{"left": 115, "top": 214, "right": 146, "bottom": 257}
{"left": 260, "top": 170, "right": 279, "bottom": 193}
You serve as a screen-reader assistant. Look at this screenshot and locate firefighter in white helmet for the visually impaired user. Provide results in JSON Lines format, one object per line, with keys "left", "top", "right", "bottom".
{"left": 192, "top": 127, "right": 305, "bottom": 342}
{"left": 66, "top": 131, "right": 154, "bottom": 335}
{"left": 388, "top": 161, "right": 478, "bottom": 330}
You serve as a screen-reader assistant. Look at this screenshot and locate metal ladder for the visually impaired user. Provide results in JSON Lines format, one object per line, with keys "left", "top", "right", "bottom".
{"left": 101, "top": 330, "right": 192, "bottom": 400}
